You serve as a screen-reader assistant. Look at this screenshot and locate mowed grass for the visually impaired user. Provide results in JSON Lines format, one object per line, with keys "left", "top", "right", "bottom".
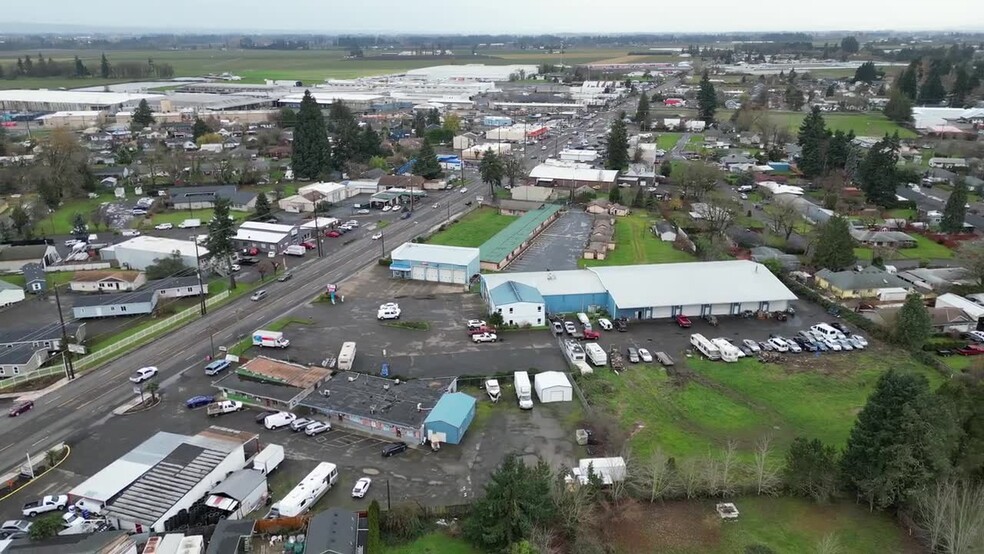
{"left": 135, "top": 209, "right": 248, "bottom": 228}
{"left": 580, "top": 214, "right": 696, "bottom": 267}
{"left": 581, "top": 346, "right": 941, "bottom": 461}
{"left": 27, "top": 193, "right": 116, "bottom": 235}
{"left": 854, "top": 233, "right": 954, "bottom": 262}
{"left": 428, "top": 207, "right": 516, "bottom": 248}
{"left": 383, "top": 532, "right": 481, "bottom": 554}
{"left": 657, "top": 132, "right": 684, "bottom": 150}
{"left": 763, "top": 111, "right": 916, "bottom": 139}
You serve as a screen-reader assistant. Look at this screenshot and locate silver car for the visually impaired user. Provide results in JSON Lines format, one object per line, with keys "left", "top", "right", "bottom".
{"left": 304, "top": 421, "right": 331, "bottom": 436}
{"left": 742, "top": 339, "right": 761, "bottom": 353}
{"left": 627, "top": 347, "right": 640, "bottom": 363}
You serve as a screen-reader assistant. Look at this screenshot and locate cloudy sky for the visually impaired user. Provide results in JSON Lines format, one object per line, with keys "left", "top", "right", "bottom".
{"left": 5, "top": 0, "right": 979, "bottom": 33}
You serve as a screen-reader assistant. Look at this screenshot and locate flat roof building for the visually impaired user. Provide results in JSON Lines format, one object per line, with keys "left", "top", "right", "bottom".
{"left": 528, "top": 164, "right": 619, "bottom": 189}
{"left": 213, "top": 356, "right": 331, "bottom": 410}
{"left": 0, "top": 89, "right": 161, "bottom": 111}
{"left": 479, "top": 203, "right": 563, "bottom": 270}
{"left": 100, "top": 236, "right": 207, "bottom": 271}
{"left": 389, "top": 242, "right": 480, "bottom": 288}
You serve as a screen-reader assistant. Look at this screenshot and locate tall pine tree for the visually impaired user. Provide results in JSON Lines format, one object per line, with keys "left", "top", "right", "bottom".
{"left": 797, "top": 107, "right": 830, "bottom": 178}
{"left": 918, "top": 68, "right": 947, "bottom": 105}
{"left": 940, "top": 179, "right": 969, "bottom": 233}
{"left": 811, "top": 216, "right": 856, "bottom": 270}
{"left": 894, "top": 293, "right": 931, "bottom": 348}
{"left": 100, "top": 53, "right": 110, "bottom": 79}
{"left": 635, "top": 93, "right": 651, "bottom": 131}
{"left": 291, "top": 90, "right": 330, "bottom": 180}
{"left": 859, "top": 133, "right": 901, "bottom": 207}
{"left": 697, "top": 71, "right": 717, "bottom": 123}
{"left": 412, "top": 141, "right": 442, "bottom": 180}
{"left": 883, "top": 90, "right": 913, "bottom": 124}
{"left": 605, "top": 119, "right": 629, "bottom": 171}
{"left": 131, "top": 99, "right": 155, "bottom": 128}
{"left": 895, "top": 61, "right": 919, "bottom": 100}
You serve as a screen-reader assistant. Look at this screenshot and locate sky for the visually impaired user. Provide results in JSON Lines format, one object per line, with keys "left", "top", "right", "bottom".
{"left": 4, "top": 0, "right": 982, "bottom": 34}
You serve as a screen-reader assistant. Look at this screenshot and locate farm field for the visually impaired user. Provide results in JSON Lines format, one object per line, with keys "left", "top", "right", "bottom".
{"left": 427, "top": 207, "right": 516, "bottom": 248}
{"left": 580, "top": 213, "right": 696, "bottom": 267}
{"left": 579, "top": 344, "right": 942, "bottom": 461}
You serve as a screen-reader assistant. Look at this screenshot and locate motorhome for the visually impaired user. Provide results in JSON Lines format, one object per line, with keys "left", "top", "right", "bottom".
{"left": 584, "top": 343, "right": 608, "bottom": 366}
{"left": 569, "top": 457, "right": 627, "bottom": 486}
{"left": 564, "top": 339, "right": 586, "bottom": 361}
{"left": 576, "top": 312, "right": 592, "bottom": 331}
{"left": 710, "top": 338, "right": 741, "bottom": 363}
{"left": 513, "top": 371, "right": 533, "bottom": 409}
{"left": 268, "top": 462, "right": 338, "bottom": 518}
{"left": 690, "top": 333, "right": 721, "bottom": 360}
{"left": 337, "top": 342, "right": 357, "bottom": 370}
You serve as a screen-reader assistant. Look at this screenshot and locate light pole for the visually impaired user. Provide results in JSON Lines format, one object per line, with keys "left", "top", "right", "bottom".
{"left": 191, "top": 236, "right": 206, "bottom": 316}
{"left": 380, "top": 232, "right": 385, "bottom": 258}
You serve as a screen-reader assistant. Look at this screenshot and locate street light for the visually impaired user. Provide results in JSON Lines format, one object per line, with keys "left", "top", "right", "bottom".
{"left": 191, "top": 236, "right": 206, "bottom": 316}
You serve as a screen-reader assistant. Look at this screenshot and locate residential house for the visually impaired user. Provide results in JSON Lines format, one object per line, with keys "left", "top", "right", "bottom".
{"left": 70, "top": 270, "right": 147, "bottom": 293}
{"left": 928, "top": 157, "right": 968, "bottom": 169}
{"left": 750, "top": 246, "right": 801, "bottom": 270}
{"left": 935, "top": 293, "right": 984, "bottom": 322}
{"left": 452, "top": 132, "right": 479, "bottom": 150}
{"left": 0, "top": 344, "right": 49, "bottom": 379}
{"left": 585, "top": 199, "right": 629, "bottom": 216}
{"left": 0, "top": 243, "right": 61, "bottom": 272}
{"left": 0, "top": 323, "right": 85, "bottom": 350}
{"left": 850, "top": 229, "right": 917, "bottom": 249}
{"left": 738, "top": 132, "right": 762, "bottom": 146}
{"left": 652, "top": 221, "right": 677, "bottom": 242}
{"left": 878, "top": 306, "right": 975, "bottom": 333}
{"left": 0, "top": 279, "right": 26, "bottom": 308}
{"left": 22, "top": 262, "right": 47, "bottom": 294}
{"left": 896, "top": 267, "right": 973, "bottom": 294}
{"left": 497, "top": 200, "right": 547, "bottom": 216}
{"left": 71, "top": 290, "right": 159, "bottom": 319}
{"left": 924, "top": 168, "right": 957, "bottom": 184}
{"left": 149, "top": 276, "right": 208, "bottom": 299}
{"left": 814, "top": 266, "right": 912, "bottom": 300}
{"left": 720, "top": 153, "right": 756, "bottom": 171}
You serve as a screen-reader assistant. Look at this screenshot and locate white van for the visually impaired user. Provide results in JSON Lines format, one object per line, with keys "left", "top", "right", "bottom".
{"left": 576, "top": 313, "right": 592, "bottom": 331}
{"left": 264, "top": 412, "right": 296, "bottom": 430}
{"left": 810, "top": 323, "right": 844, "bottom": 340}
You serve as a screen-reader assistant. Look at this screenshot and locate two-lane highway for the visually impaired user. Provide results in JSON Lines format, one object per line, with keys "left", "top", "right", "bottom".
{"left": 0, "top": 189, "right": 476, "bottom": 477}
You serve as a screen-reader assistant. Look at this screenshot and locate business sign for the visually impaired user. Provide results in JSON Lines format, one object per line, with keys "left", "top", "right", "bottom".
{"left": 326, "top": 284, "right": 337, "bottom": 293}
{"left": 67, "top": 344, "right": 87, "bottom": 355}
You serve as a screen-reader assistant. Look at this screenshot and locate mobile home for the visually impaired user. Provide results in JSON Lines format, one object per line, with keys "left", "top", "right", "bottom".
{"left": 268, "top": 462, "right": 338, "bottom": 518}
{"left": 337, "top": 342, "right": 357, "bottom": 370}
{"left": 690, "top": 333, "right": 721, "bottom": 360}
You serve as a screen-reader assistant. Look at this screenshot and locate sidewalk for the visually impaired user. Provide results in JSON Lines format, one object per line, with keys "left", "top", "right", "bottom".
{"left": 0, "top": 376, "right": 72, "bottom": 401}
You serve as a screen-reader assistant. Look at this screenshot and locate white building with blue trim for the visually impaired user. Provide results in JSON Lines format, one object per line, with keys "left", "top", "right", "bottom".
{"left": 389, "top": 242, "right": 480, "bottom": 288}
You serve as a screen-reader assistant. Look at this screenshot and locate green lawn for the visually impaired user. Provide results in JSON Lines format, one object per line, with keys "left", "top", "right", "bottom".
{"left": 0, "top": 274, "right": 25, "bottom": 287}
{"left": 580, "top": 214, "right": 696, "bottom": 268}
{"left": 134, "top": 209, "right": 248, "bottom": 229}
{"left": 383, "top": 532, "right": 481, "bottom": 554}
{"left": 428, "top": 207, "right": 516, "bottom": 248}
{"left": 580, "top": 347, "right": 941, "bottom": 461}
{"left": 854, "top": 233, "right": 954, "bottom": 262}
{"left": 657, "top": 132, "right": 684, "bottom": 150}
{"left": 1, "top": 272, "right": 74, "bottom": 288}
{"left": 32, "top": 193, "right": 116, "bottom": 236}
{"left": 765, "top": 112, "right": 916, "bottom": 139}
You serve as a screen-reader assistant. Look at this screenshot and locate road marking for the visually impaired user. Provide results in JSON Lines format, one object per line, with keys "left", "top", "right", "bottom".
{"left": 0, "top": 444, "right": 12, "bottom": 453}
{"left": 31, "top": 435, "right": 49, "bottom": 447}
{"left": 77, "top": 385, "right": 121, "bottom": 410}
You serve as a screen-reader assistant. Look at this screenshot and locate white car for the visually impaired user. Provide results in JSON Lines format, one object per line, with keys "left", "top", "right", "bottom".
{"left": 472, "top": 332, "right": 498, "bottom": 343}
{"left": 304, "top": 421, "right": 331, "bottom": 436}
{"left": 230, "top": 264, "right": 241, "bottom": 272}
{"left": 352, "top": 477, "right": 372, "bottom": 498}
{"left": 767, "top": 338, "right": 789, "bottom": 352}
{"left": 356, "top": 209, "right": 370, "bottom": 215}
{"left": 822, "top": 336, "right": 843, "bottom": 351}
{"left": 380, "top": 302, "right": 400, "bottom": 311}
{"left": 460, "top": 187, "right": 468, "bottom": 194}
{"left": 345, "top": 220, "right": 359, "bottom": 227}
{"left": 597, "top": 318, "right": 613, "bottom": 331}
{"left": 432, "top": 204, "right": 439, "bottom": 209}
{"left": 377, "top": 308, "right": 401, "bottom": 320}
{"left": 64, "top": 239, "right": 81, "bottom": 247}
{"left": 382, "top": 205, "right": 392, "bottom": 212}
{"left": 371, "top": 233, "right": 382, "bottom": 240}
{"left": 564, "top": 321, "right": 577, "bottom": 335}
{"left": 129, "top": 366, "right": 158, "bottom": 383}
{"left": 466, "top": 319, "right": 487, "bottom": 329}
{"left": 154, "top": 223, "right": 173, "bottom": 230}
{"left": 851, "top": 334, "right": 868, "bottom": 348}
{"left": 638, "top": 348, "right": 653, "bottom": 363}
{"left": 784, "top": 338, "right": 802, "bottom": 353}
{"left": 742, "top": 339, "right": 761, "bottom": 353}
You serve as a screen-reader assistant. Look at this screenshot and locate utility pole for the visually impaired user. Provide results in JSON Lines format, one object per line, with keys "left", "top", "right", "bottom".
{"left": 312, "top": 202, "right": 324, "bottom": 257}
{"left": 192, "top": 237, "right": 206, "bottom": 316}
{"left": 53, "top": 285, "right": 75, "bottom": 380}
{"left": 380, "top": 232, "right": 385, "bottom": 258}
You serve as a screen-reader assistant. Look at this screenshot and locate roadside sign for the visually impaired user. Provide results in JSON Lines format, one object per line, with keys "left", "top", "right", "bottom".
{"left": 326, "top": 284, "right": 337, "bottom": 293}
{"left": 67, "top": 344, "right": 87, "bottom": 355}
{"left": 132, "top": 386, "right": 143, "bottom": 395}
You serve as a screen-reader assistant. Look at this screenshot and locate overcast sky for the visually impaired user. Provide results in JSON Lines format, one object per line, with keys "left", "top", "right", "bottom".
{"left": 6, "top": 0, "right": 981, "bottom": 34}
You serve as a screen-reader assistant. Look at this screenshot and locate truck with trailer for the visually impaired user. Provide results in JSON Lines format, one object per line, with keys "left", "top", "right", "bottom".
{"left": 337, "top": 342, "right": 357, "bottom": 370}
{"left": 252, "top": 444, "right": 285, "bottom": 475}
{"left": 268, "top": 462, "right": 338, "bottom": 518}
{"left": 584, "top": 343, "right": 608, "bottom": 367}
{"left": 513, "top": 371, "right": 534, "bottom": 409}
{"left": 252, "top": 330, "right": 290, "bottom": 348}
{"left": 285, "top": 244, "right": 306, "bottom": 256}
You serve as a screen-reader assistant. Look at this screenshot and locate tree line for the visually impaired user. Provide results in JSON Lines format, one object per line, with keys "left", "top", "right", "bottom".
{"left": 0, "top": 53, "right": 174, "bottom": 81}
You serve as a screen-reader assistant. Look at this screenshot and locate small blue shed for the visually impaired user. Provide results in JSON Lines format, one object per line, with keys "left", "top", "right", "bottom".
{"left": 424, "top": 392, "right": 477, "bottom": 445}
{"left": 768, "top": 162, "right": 791, "bottom": 173}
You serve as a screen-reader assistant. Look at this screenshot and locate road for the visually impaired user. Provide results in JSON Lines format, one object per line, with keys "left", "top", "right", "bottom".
{"left": 0, "top": 188, "right": 477, "bottom": 479}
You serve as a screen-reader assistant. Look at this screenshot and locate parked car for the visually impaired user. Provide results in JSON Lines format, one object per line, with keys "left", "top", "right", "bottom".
{"left": 597, "top": 318, "right": 613, "bottom": 331}
{"left": 627, "top": 347, "right": 640, "bottom": 363}
{"left": 472, "top": 332, "right": 498, "bottom": 343}
{"left": 851, "top": 334, "right": 868, "bottom": 348}
{"left": 326, "top": 230, "right": 342, "bottom": 238}
{"left": 638, "top": 348, "right": 653, "bottom": 363}
{"left": 564, "top": 321, "right": 577, "bottom": 335}
{"left": 613, "top": 318, "right": 628, "bottom": 332}
{"left": 302, "top": 240, "right": 317, "bottom": 250}
{"left": 289, "top": 417, "right": 314, "bottom": 432}
{"left": 255, "top": 410, "right": 278, "bottom": 424}
{"left": 583, "top": 329, "right": 600, "bottom": 340}
{"left": 741, "top": 339, "right": 761, "bottom": 353}
{"left": 551, "top": 321, "right": 563, "bottom": 334}
{"left": 767, "top": 338, "right": 789, "bottom": 352}
{"left": 264, "top": 412, "right": 297, "bottom": 430}
{"left": 8, "top": 401, "right": 34, "bottom": 417}
{"left": 129, "top": 366, "right": 158, "bottom": 383}
{"left": 382, "top": 441, "right": 409, "bottom": 457}
{"left": 204, "top": 359, "right": 231, "bottom": 376}
{"left": 277, "top": 272, "right": 293, "bottom": 282}
{"left": 304, "top": 421, "right": 332, "bottom": 436}
{"left": 674, "top": 315, "right": 692, "bottom": 328}
{"left": 783, "top": 338, "right": 802, "bottom": 353}
{"left": 352, "top": 477, "right": 372, "bottom": 498}
{"left": 185, "top": 395, "right": 214, "bottom": 409}
{"left": 154, "top": 223, "right": 173, "bottom": 230}
{"left": 829, "top": 322, "right": 851, "bottom": 334}
{"left": 838, "top": 338, "right": 855, "bottom": 351}
{"left": 958, "top": 344, "right": 984, "bottom": 356}
{"left": 382, "top": 205, "right": 392, "bottom": 212}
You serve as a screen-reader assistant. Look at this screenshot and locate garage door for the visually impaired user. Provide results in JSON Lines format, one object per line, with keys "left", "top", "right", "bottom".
{"left": 452, "top": 269, "right": 466, "bottom": 284}
{"left": 439, "top": 267, "right": 454, "bottom": 283}
{"left": 548, "top": 389, "right": 567, "bottom": 402}
{"left": 411, "top": 266, "right": 426, "bottom": 280}
{"left": 425, "top": 267, "right": 439, "bottom": 281}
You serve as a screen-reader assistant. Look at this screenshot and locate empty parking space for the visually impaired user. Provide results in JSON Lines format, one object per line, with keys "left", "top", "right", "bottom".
{"left": 507, "top": 210, "right": 592, "bottom": 272}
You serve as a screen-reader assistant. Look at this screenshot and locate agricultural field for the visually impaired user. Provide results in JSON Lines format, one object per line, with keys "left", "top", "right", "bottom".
{"left": 579, "top": 344, "right": 942, "bottom": 461}
{"left": 427, "top": 207, "right": 516, "bottom": 248}
{"left": 580, "top": 213, "right": 696, "bottom": 267}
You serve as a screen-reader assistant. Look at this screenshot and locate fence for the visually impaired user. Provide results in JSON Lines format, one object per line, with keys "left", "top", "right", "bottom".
{"left": 0, "top": 291, "right": 232, "bottom": 391}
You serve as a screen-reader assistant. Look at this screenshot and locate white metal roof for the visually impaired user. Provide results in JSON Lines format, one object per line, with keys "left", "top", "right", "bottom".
{"left": 300, "top": 217, "right": 339, "bottom": 229}
{"left": 590, "top": 260, "right": 797, "bottom": 309}
{"left": 390, "top": 242, "right": 479, "bottom": 267}
{"left": 528, "top": 164, "right": 618, "bottom": 183}
{"left": 239, "top": 221, "right": 297, "bottom": 233}
{"left": 405, "top": 64, "right": 538, "bottom": 81}
{"left": 234, "top": 229, "right": 289, "bottom": 243}
{"left": 103, "top": 236, "right": 207, "bottom": 258}
{"left": 935, "top": 293, "right": 984, "bottom": 319}
{"left": 282, "top": 92, "right": 384, "bottom": 103}
{"left": 534, "top": 371, "right": 571, "bottom": 391}
{"left": 482, "top": 269, "right": 607, "bottom": 298}
{"left": 0, "top": 89, "right": 161, "bottom": 105}
{"left": 69, "top": 432, "right": 187, "bottom": 502}
{"left": 36, "top": 110, "right": 104, "bottom": 118}
{"left": 298, "top": 181, "right": 346, "bottom": 196}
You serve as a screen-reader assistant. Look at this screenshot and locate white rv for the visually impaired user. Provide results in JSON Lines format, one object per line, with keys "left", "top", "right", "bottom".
{"left": 584, "top": 343, "right": 608, "bottom": 366}
{"left": 570, "top": 457, "right": 627, "bottom": 486}
{"left": 337, "top": 342, "right": 357, "bottom": 370}
{"left": 513, "top": 371, "right": 533, "bottom": 409}
{"left": 710, "top": 338, "right": 741, "bottom": 363}
{"left": 690, "top": 333, "right": 721, "bottom": 360}
{"left": 268, "top": 462, "right": 338, "bottom": 518}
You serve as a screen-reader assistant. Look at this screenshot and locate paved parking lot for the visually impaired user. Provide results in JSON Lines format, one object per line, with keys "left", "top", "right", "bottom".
{"left": 248, "top": 265, "right": 570, "bottom": 378}
{"left": 507, "top": 209, "right": 592, "bottom": 272}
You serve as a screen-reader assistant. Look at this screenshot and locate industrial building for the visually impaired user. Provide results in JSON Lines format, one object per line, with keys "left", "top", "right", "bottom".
{"left": 34, "top": 110, "right": 107, "bottom": 129}
{"left": 486, "top": 280, "right": 546, "bottom": 326}
{"left": 389, "top": 242, "right": 480, "bottom": 287}
{"left": 279, "top": 92, "right": 385, "bottom": 112}
{"left": 203, "top": 468, "right": 269, "bottom": 520}
{"left": 278, "top": 181, "right": 353, "bottom": 213}
{"left": 479, "top": 203, "right": 563, "bottom": 271}
{"left": 528, "top": 163, "right": 619, "bottom": 189}
{"left": 423, "top": 392, "right": 477, "bottom": 445}
{"left": 213, "top": 356, "right": 331, "bottom": 410}
{"left": 68, "top": 427, "right": 260, "bottom": 533}
{"left": 100, "top": 236, "right": 207, "bottom": 271}
{"left": 233, "top": 221, "right": 302, "bottom": 254}
{"left": 404, "top": 64, "right": 538, "bottom": 82}
{"left": 0, "top": 89, "right": 161, "bottom": 111}
{"left": 481, "top": 260, "right": 797, "bottom": 322}
{"left": 167, "top": 185, "right": 257, "bottom": 212}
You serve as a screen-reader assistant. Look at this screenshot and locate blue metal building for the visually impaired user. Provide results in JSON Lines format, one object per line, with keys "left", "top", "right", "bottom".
{"left": 424, "top": 392, "right": 476, "bottom": 445}
{"left": 390, "top": 242, "right": 480, "bottom": 288}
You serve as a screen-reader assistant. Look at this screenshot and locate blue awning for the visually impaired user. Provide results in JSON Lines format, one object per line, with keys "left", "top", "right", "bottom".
{"left": 389, "top": 260, "right": 412, "bottom": 271}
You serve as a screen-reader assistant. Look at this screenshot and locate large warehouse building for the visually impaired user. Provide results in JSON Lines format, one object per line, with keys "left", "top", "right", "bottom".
{"left": 100, "top": 236, "right": 207, "bottom": 271}
{"left": 389, "top": 242, "right": 480, "bottom": 287}
{"left": 480, "top": 260, "right": 797, "bottom": 325}
{"left": 0, "top": 89, "right": 161, "bottom": 112}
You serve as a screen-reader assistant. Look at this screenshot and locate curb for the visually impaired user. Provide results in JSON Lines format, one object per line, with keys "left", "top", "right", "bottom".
{"left": 114, "top": 396, "right": 161, "bottom": 416}
{"left": 0, "top": 446, "right": 72, "bottom": 503}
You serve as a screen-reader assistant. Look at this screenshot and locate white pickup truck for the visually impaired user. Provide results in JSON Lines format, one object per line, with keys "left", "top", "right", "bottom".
{"left": 206, "top": 400, "right": 243, "bottom": 417}
{"left": 22, "top": 495, "right": 67, "bottom": 517}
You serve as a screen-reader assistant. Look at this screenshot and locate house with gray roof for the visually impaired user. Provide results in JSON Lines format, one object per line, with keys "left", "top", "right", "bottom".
{"left": 22, "top": 262, "right": 47, "bottom": 294}
{"left": 71, "top": 289, "right": 158, "bottom": 319}
{"left": 305, "top": 508, "right": 363, "bottom": 554}
{"left": 850, "top": 229, "right": 917, "bottom": 249}
{"left": 0, "top": 344, "right": 49, "bottom": 379}
{"left": 815, "top": 266, "right": 912, "bottom": 299}
{"left": 0, "top": 243, "right": 60, "bottom": 272}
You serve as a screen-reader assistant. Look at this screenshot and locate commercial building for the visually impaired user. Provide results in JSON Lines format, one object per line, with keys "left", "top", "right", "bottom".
{"left": 484, "top": 123, "right": 548, "bottom": 143}
{"left": 481, "top": 260, "right": 798, "bottom": 320}
{"left": 0, "top": 89, "right": 161, "bottom": 111}
{"left": 487, "top": 280, "right": 546, "bottom": 326}
{"left": 0, "top": 278, "right": 25, "bottom": 307}
{"left": 68, "top": 427, "right": 260, "bottom": 533}
{"left": 279, "top": 92, "right": 385, "bottom": 112}
{"left": 534, "top": 371, "right": 573, "bottom": 403}
{"left": 300, "top": 372, "right": 457, "bottom": 443}
{"left": 278, "top": 182, "right": 352, "bottom": 213}
{"left": 0, "top": 242, "right": 61, "bottom": 272}
{"left": 423, "top": 392, "right": 477, "bottom": 445}
{"left": 1, "top": 530, "right": 136, "bottom": 553}
{"left": 483, "top": 115, "right": 513, "bottom": 127}
{"left": 462, "top": 143, "right": 512, "bottom": 160}
{"left": 304, "top": 508, "right": 364, "bottom": 554}
{"left": 204, "top": 468, "right": 269, "bottom": 520}
{"left": 212, "top": 356, "right": 331, "bottom": 410}
{"left": 100, "top": 236, "right": 207, "bottom": 271}
{"left": 528, "top": 163, "right": 619, "bottom": 189}
{"left": 389, "top": 242, "right": 480, "bottom": 287}
{"left": 34, "top": 110, "right": 106, "bottom": 129}
{"left": 404, "top": 64, "right": 538, "bottom": 82}
{"left": 233, "top": 221, "right": 302, "bottom": 254}
{"left": 479, "top": 203, "right": 563, "bottom": 270}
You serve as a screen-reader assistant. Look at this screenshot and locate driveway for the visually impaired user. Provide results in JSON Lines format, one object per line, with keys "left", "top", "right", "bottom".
{"left": 507, "top": 210, "right": 593, "bottom": 272}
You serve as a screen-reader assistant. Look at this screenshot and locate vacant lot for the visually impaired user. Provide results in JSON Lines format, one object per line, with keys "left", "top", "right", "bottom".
{"left": 24, "top": 192, "right": 116, "bottom": 235}
{"left": 657, "top": 132, "right": 684, "bottom": 150}
{"left": 579, "top": 345, "right": 941, "bottom": 461}
{"left": 384, "top": 533, "right": 480, "bottom": 554}
{"left": 581, "top": 214, "right": 695, "bottom": 267}
{"left": 854, "top": 233, "right": 954, "bottom": 262}
{"left": 428, "top": 207, "right": 516, "bottom": 248}
{"left": 764, "top": 111, "right": 917, "bottom": 139}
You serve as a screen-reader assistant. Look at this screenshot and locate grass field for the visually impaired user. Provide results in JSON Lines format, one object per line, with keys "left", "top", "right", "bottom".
{"left": 767, "top": 111, "right": 916, "bottom": 139}
{"left": 854, "top": 233, "right": 954, "bottom": 262}
{"left": 580, "top": 214, "right": 696, "bottom": 268}
{"left": 135, "top": 208, "right": 248, "bottom": 229}
{"left": 428, "top": 207, "right": 516, "bottom": 248}
{"left": 580, "top": 345, "right": 941, "bottom": 461}
{"left": 27, "top": 193, "right": 116, "bottom": 236}
{"left": 657, "top": 132, "right": 684, "bottom": 150}
{"left": 383, "top": 532, "right": 481, "bottom": 554}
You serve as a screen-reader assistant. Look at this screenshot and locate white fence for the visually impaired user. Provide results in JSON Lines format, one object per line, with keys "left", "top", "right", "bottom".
{"left": 0, "top": 291, "right": 231, "bottom": 391}
{"left": 45, "top": 262, "right": 112, "bottom": 273}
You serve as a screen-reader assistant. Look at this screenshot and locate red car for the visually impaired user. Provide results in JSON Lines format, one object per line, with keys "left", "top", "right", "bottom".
{"left": 674, "top": 315, "right": 692, "bottom": 328}
{"left": 958, "top": 344, "right": 984, "bottom": 356}
{"left": 326, "top": 230, "right": 342, "bottom": 238}
{"left": 583, "top": 329, "right": 600, "bottom": 340}
{"left": 8, "top": 400, "right": 34, "bottom": 417}
{"left": 467, "top": 326, "right": 497, "bottom": 336}
{"left": 302, "top": 240, "right": 317, "bottom": 250}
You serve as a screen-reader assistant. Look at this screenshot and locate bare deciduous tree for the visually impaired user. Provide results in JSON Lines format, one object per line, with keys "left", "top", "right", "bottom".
{"left": 763, "top": 199, "right": 802, "bottom": 241}
{"left": 814, "top": 533, "right": 843, "bottom": 554}
{"left": 701, "top": 192, "right": 739, "bottom": 238}
{"left": 754, "top": 435, "right": 781, "bottom": 496}
{"left": 676, "top": 162, "right": 721, "bottom": 202}
{"left": 679, "top": 458, "right": 703, "bottom": 499}
{"left": 914, "top": 479, "right": 984, "bottom": 554}
{"left": 636, "top": 449, "right": 676, "bottom": 502}
{"left": 719, "top": 440, "right": 738, "bottom": 497}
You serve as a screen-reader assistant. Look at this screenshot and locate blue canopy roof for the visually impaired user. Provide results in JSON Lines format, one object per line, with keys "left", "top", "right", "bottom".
{"left": 424, "top": 392, "right": 476, "bottom": 428}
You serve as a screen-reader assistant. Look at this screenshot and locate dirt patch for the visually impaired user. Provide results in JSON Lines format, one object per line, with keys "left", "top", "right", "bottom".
{"left": 0, "top": 373, "right": 63, "bottom": 393}
{"left": 609, "top": 500, "right": 722, "bottom": 553}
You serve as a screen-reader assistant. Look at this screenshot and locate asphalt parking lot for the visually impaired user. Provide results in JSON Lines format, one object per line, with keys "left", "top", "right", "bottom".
{"left": 249, "top": 265, "right": 570, "bottom": 378}
{"left": 507, "top": 209, "right": 592, "bottom": 273}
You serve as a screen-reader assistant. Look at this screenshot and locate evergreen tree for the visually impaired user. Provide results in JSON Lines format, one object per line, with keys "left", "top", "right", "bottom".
{"left": 413, "top": 111, "right": 427, "bottom": 137}
{"left": 841, "top": 370, "right": 955, "bottom": 510}
{"left": 896, "top": 61, "right": 919, "bottom": 100}
{"left": 291, "top": 90, "right": 331, "bottom": 179}
{"left": 463, "top": 455, "right": 556, "bottom": 551}
{"left": 784, "top": 437, "right": 840, "bottom": 503}
{"left": 131, "top": 99, "right": 155, "bottom": 128}
{"left": 918, "top": 69, "right": 947, "bottom": 105}
{"left": 951, "top": 64, "right": 972, "bottom": 107}
{"left": 634, "top": 93, "right": 651, "bottom": 131}
{"left": 840, "top": 36, "right": 860, "bottom": 54}
{"left": 940, "top": 179, "right": 969, "bottom": 233}
{"left": 278, "top": 107, "right": 297, "bottom": 128}
{"left": 367, "top": 500, "right": 381, "bottom": 553}
{"left": 412, "top": 140, "right": 442, "bottom": 180}
{"left": 811, "top": 216, "right": 856, "bottom": 270}
{"left": 605, "top": 119, "right": 629, "bottom": 171}
{"left": 859, "top": 133, "right": 901, "bottom": 207}
{"left": 479, "top": 149, "right": 504, "bottom": 197}
{"left": 356, "top": 125, "right": 383, "bottom": 162}
{"left": 608, "top": 186, "right": 621, "bottom": 203}
{"left": 852, "top": 61, "right": 879, "bottom": 83}
{"left": 192, "top": 117, "right": 210, "bottom": 140}
{"left": 73, "top": 56, "right": 88, "bottom": 77}
{"left": 426, "top": 108, "right": 440, "bottom": 126}
{"left": 784, "top": 85, "right": 804, "bottom": 111}
{"left": 797, "top": 107, "right": 831, "bottom": 178}
{"left": 100, "top": 52, "right": 110, "bottom": 79}
{"left": 71, "top": 213, "right": 88, "bottom": 238}
{"left": 883, "top": 90, "right": 913, "bottom": 124}
{"left": 10, "top": 205, "right": 29, "bottom": 238}
{"left": 253, "top": 192, "right": 272, "bottom": 219}
{"left": 205, "top": 198, "right": 237, "bottom": 290}
{"left": 895, "top": 293, "right": 931, "bottom": 349}
{"left": 826, "top": 130, "right": 850, "bottom": 170}
{"left": 697, "top": 71, "right": 717, "bottom": 123}
{"left": 659, "top": 159, "right": 672, "bottom": 178}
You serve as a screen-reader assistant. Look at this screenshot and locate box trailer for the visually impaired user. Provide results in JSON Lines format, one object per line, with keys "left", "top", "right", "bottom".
{"left": 178, "top": 218, "right": 201, "bottom": 229}
{"left": 252, "top": 444, "right": 285, "bottom": 475}
{"left": 513, "top": 371, "right": 533, "bottom": 409}
{"left": 285, "top": 244, "right": 306, "bottom": 256}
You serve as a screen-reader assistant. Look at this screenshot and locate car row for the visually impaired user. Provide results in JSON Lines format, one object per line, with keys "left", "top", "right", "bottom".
{"left": 727, "top": 323, "right": 868, "bottom": 356}
{"left": 254, "top": 409, "right": 410, "bottom": 457}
